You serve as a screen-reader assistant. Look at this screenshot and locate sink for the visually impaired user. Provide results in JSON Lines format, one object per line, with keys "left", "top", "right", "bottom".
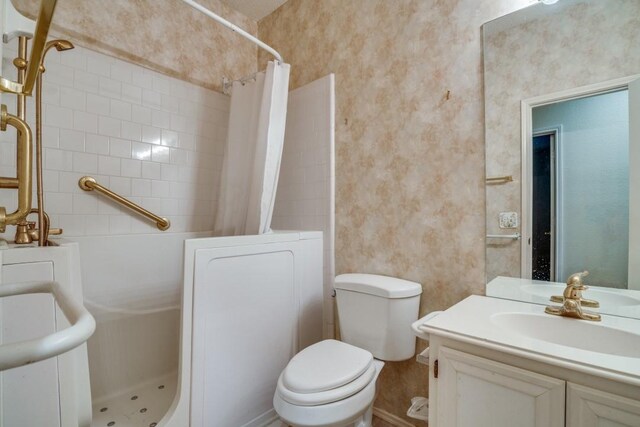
{"left": 491, "top": 312, "right": 640, "bottom": 358}
{"left": 521, "top": 284, "right": 640, "bottom": 307}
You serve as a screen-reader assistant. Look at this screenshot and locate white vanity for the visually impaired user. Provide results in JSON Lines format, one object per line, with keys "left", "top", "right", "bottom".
{"left": 413, "top": 296, "right": 640, "bottom": 427}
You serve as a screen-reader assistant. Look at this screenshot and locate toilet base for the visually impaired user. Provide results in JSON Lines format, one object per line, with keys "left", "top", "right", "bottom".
{"left": 273, "top": 360, "right": 383, "bottom": 427}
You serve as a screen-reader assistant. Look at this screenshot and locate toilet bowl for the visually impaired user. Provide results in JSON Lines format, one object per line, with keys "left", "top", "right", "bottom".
{"left": 273, "top": 274, "right": 423, "bottom": 427}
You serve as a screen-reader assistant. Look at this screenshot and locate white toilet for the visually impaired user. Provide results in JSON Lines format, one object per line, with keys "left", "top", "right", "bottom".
{"left": 273, "top": 273, "right": 422, "bottom": 427}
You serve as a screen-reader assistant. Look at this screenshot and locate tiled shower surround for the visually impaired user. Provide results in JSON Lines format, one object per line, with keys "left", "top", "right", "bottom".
{"left": 0, "top": 40, "right": 228, "bottom": 237}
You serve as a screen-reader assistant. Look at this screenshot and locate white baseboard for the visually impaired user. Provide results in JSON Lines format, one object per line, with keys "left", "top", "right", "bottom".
{"left": 372, "top": 407, "right": 417, "bottom": 427}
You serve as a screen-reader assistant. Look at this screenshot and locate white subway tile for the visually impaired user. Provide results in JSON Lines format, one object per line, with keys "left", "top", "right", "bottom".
{"left": 99, "top": 77, "right": 121, "bottom": 98}
{"left": 132, "top": 179, "right": 152, "bottom": 197}
{"left": 98, "top": 116, "right": 121, "bottom": 137}
{"left": 98, "top": 155, "right": 121, "bottom": 176}
{"left": 73, "top": 193, "right": 98, "bottom": 214}
{"left": 73, "top": 152, "right": 98, "bottom": 174}
{"left": 45, "top": 192, "right": 73, "bottom": 214}
{"left": 161, "top": 129, "right": 178, "bottom": 147}
{"left": 74, "top": 70, "right": 100, "bottom": 94}
{"left": 161, "top": 163, "right": 179, "bottom": 181}
{"left": 42, "top": 126, "right": 60, "bottom": 148}
{"left": 122, "top": 83, "right": 142, "bottom": 104}
{"left": 152, "top": 110, "right": 171, "bottom": 128}
{"left": 142, "top": 89, "right": 162, "bottom": 108}
{"left": 110, "top": 99, "right": 132, "bottom": 121}
{"left": 86, "top": 134, "right": 110, "bottom": 155}
{"left": 132, "top": 142, "right": 151, "bottom": 161}
{"left": 109, "top": 176, "right": 131, "bottom": 196}
{"left": 109, "top": 138, "right": 131, "bottom": 158}
{"left": 141, "top": 161, "right": 161, "bottom": 179}
{"left": 84, "top": 215, "right": 110, "bottom": 235}
{"left": 58, "top": 214, "right": 86, "bottom": 236}
{"left": 111, "top": 62, "right": 132, "bottom": 83}
{"left": 45, "top": 148, "right": 73, "bottom": 171}
{"left": 142, "top": 126, "right": 161, "bottom": 145}
{"left": 45, "top": 105, "right": 74, "bottom": 129}
{"left": 132, "top": 105, "right": 152, "bottom": 125}
{"left": 151, "top": 145, "right": 170, "bottom": 163}
{"left": 60, "top": 86, "right": 86, "bottom": 110}
{"left": 121, "top": 159, "right": 142, "bottom": 178}
{"left": 73, "top": 111, "right": 99, "bottom": 133}
{"left": 87, "top": 54, "right": 112, "bottom": 77}
{"left": 59, "top": 129, "right": 85, "bottom": 152}
{"left": 109, "top": 215, "right": 131, "bottom": 234}
{"left": 151, "top": 180, "right": 170, "bottom": 198}
{"left": 87, "top": 93, "right": 110, "bottom": 115}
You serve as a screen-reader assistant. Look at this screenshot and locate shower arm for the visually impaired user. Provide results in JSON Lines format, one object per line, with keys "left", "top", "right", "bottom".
{"left": 179, "top": 0, "right": 284, "bottom": 63}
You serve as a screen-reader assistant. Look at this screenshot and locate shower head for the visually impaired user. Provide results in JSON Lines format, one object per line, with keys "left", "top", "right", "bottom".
{"left": 45, "top": 39, "right": 74, "bottom": 53}
{"left": 39, "top": 40, "right": 74, "bottom": 71}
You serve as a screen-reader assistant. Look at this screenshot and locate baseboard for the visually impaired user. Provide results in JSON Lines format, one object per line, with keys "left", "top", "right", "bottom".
{"left": 372, "top": 407, "right": 417, "bottom": 427}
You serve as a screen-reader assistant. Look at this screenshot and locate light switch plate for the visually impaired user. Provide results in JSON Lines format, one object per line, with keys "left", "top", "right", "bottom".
{"left": 499, "top": 212, "right": 518, "bottom": 229}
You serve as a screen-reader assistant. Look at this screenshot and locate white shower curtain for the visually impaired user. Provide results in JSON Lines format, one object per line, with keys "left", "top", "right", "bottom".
{"left": 214, "top": 61, "right": 291, "bottom": 236}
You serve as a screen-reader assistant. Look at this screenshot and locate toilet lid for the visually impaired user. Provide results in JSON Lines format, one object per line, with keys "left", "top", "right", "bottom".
{"left": 282, "top": 340, "right": 373, "bottom": 393}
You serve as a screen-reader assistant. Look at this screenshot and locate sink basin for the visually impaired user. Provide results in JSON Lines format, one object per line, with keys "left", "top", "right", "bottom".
{"left": 521, "top": 284, "right": 640, "bottom": 307}
{"left": 491, "top": 312, "right": 640, "bottom": 358}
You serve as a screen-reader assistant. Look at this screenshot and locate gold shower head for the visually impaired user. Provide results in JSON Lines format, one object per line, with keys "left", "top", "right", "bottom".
{"left": 45, "top": 39, "right": 74, "bottom": 53}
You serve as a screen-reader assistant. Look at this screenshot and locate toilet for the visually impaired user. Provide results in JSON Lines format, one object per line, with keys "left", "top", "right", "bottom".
{"left": 273, "top": 273, "right": 423, "bottom": 427}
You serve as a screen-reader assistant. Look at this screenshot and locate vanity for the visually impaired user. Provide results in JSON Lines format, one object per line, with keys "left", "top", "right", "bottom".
{"left": 441, "top": 0, "right": 640, "bottom": 424}
{"left": 413, "top": 296, "right": 640, "bottom": 427}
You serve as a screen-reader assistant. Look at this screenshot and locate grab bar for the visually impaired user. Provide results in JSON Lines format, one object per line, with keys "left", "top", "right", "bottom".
{"left": 78, "top": 176, "right": 170, "bottom": 231}
{"left": 0, "top": 280, "right": 95, "bottom": 371}
{"left": 486, "top": 233, "right": 521, "bottom": 240}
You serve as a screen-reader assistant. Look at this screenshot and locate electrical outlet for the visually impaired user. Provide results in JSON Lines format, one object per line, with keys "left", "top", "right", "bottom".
{"left": 499, "top": 212, "right": 518, "bottom": 229}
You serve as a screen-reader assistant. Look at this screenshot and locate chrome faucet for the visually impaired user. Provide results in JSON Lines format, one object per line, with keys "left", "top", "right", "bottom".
{"left": 545, "top": 271, "right": 601, "bottom": 321}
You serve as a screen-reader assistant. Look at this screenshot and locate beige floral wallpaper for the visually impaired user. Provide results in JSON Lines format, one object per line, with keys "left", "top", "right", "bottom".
{"left": 485, "top": 0, "right": 640, "bottom": 282}
{"left": 259, "top": 0, "right": 531, "bottom": 423}
{"left": 11, "top": 0, "right": 257, "bottom": 92}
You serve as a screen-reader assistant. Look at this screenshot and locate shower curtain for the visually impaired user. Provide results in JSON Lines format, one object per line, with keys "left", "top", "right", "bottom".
{"left": 214, "top": 61, "right": 290, "bottom": 236}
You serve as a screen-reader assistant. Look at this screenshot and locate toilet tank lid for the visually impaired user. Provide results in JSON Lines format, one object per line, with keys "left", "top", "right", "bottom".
{"left": 334, "top": 274, "right": 422, "bottom": 298}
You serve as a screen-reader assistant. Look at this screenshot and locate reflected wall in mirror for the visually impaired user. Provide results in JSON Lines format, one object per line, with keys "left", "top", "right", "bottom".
{"left": 483, "top": 0, "right": 640, "bottom": 318}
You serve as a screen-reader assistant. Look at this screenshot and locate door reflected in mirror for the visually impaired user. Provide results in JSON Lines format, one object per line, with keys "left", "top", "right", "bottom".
{"left": 529, "top": 89, "right": 630, "bottom": 288}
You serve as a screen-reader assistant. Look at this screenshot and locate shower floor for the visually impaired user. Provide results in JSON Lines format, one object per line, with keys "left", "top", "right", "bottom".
{"left": 91, "top": 373, "right": 177, "bottom": 427}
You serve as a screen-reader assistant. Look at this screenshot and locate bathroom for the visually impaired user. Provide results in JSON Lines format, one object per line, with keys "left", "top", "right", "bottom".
{"left": 0, "top": 0, "right": 639, "bottom": 426}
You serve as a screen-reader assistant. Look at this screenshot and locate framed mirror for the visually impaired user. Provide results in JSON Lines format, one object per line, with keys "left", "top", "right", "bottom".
{"left": 483, "top": 0, "right": 640, "bottom": 318}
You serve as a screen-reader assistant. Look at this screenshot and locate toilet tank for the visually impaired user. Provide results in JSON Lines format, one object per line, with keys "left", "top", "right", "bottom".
{"left": 335, "top": 274, "right": 422, "bottom": 361}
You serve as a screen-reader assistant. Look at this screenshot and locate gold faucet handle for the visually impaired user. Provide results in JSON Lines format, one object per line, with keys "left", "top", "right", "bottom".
{"left": 566, "top": 271, "right": 589, "bottom": 288}
{"left": 48, "top": 228, "right": 63, "bottom": 236}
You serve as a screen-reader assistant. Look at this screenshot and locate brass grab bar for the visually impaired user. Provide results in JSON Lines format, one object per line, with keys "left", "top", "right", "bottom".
{"left": 78, "top": 176, "right": 170, "bottom": 231}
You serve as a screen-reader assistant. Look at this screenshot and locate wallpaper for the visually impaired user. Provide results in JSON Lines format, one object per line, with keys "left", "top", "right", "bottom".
{"left": 259, "top": 0, "right": 531, "bottom": 423}
{"left": 484, "top": 0, "right": 640, "bottom": 281}
{"left": 11, "top": 0, "right": 258, "bottom": 92}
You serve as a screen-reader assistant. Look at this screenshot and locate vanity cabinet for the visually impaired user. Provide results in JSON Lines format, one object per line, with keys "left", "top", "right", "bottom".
{"left": 567, "top": 383, "right": 640, "bottom": 427}
{"left": 429, "top": 344, "right": 640, "bottom": 427}
{"left": 436, "top": 347, "right": 565, "bottom": 427}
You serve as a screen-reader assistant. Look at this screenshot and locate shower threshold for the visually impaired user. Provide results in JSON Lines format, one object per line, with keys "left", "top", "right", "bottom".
{"left": 91, "top": 372, "right": 177, "bottom": 427}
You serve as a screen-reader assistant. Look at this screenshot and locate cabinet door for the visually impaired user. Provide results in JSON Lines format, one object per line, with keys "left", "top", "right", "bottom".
{"left": 437, "top": 347, "right": 565, "bottom": 427}
{"left": 567, "top": 383, "right": 640, "bottom": 427}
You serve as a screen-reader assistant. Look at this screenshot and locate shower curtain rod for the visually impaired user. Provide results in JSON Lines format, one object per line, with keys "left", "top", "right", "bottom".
{"left": 180, "top": 0, "right": 284, "bottom": 63}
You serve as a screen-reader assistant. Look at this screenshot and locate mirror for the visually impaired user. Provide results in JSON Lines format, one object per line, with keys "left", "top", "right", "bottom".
{"left": 483, "top": 0, "right": 640, "bottom": 318}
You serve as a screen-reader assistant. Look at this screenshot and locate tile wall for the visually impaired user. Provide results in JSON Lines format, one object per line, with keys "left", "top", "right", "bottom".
{"left": 272, "top": 74, "right": 335, "bottom": 339}
{"left": 0, "top": 39, "right": 228, "bottom": 238}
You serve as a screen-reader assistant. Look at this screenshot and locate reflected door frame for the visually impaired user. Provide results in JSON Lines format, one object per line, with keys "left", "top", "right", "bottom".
{"left": 520, "top": 74, "right": 640, "bottom": 281}
{"left": 531, "top": 128, "right": 559, "bottom": 282}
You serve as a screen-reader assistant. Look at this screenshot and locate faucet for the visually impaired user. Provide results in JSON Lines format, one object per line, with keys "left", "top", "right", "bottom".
{"left": 14, "top": 209, "right": 62, "bottom": 245}
{"left": 545, "top": 271, "right": 601, "bottom": 321}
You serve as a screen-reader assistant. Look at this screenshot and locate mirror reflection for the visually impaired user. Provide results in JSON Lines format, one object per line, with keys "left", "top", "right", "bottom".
{"left": 531, "top": 89, "right": 630, "bottom": 287}
{"left": 483, "top": 0, "right": 640, "bottom": 318}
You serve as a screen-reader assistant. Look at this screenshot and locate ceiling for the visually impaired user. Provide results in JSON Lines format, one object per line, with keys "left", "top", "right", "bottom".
{"left": 222, "top": 0, "right": 289, "bottom": 21}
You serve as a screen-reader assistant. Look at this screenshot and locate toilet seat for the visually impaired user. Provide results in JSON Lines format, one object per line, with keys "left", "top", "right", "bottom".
{"left": 277, "top": 340, "right": 375, "bottom": 406}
